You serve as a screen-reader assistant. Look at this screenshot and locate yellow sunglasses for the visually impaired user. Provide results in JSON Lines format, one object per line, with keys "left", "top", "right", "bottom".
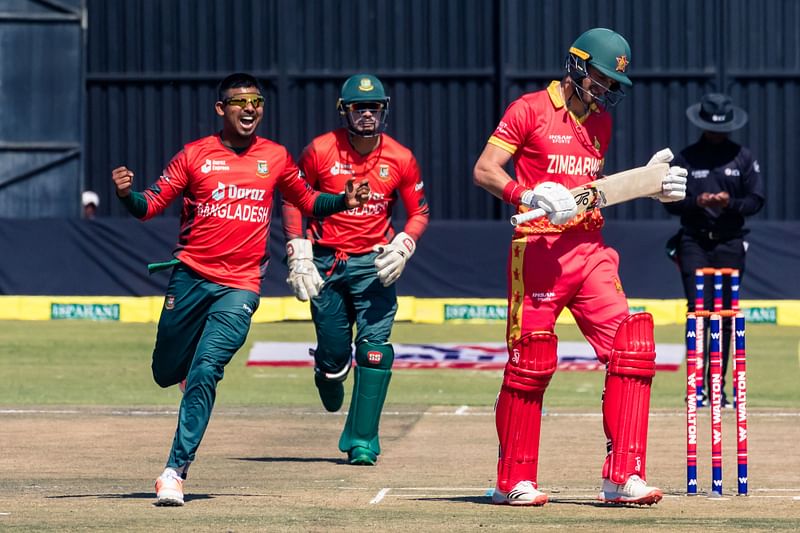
{"left": 223, "top": 94, "right": 265, "bottom": 109}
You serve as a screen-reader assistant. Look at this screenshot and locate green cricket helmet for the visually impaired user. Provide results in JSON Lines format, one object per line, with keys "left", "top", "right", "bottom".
{"left": 337, "top": 74, "right": 390, "bottom": 137}
{"left": 565, "top": 28, "right": 631, "bottom": 107}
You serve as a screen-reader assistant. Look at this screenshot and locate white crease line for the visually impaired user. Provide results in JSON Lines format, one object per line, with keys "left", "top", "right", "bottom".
{"left": 0, "top": 409, "right": 79, "bottom": 414}
{"left": 370, "top": 488, "right": 390, "bottom": 504}
{"left": 391, "top": 487, "right": 491, "bottom": 491}
{"left": 2, "top": 408, "right": 800, "bottom": 418}
{"left": 390, "top": 492, "right": 799, "bottom": 501}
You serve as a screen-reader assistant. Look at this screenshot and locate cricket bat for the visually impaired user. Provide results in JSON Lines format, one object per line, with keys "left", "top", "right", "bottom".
{"left": 509, "top": 163, "right": 669, "bottom": 226}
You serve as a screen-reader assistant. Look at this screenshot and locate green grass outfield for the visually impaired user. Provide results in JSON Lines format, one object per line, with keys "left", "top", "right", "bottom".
{"left": 1, "top": 320, "right": 797, "bottom": 408}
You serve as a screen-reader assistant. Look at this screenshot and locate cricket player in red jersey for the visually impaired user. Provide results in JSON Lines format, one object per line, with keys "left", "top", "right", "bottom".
{"left": 282, "top": 74, "right": 429, "bottom": 465}
{"left": 473, "top": 29, "right": 687, "bottom": 506}
{"left": 111, "top": 73, "right": 369, "bottom": 506}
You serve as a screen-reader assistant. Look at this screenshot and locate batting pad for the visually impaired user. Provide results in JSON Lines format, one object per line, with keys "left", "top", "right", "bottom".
{"left": 602, "top": 313, "right": 656, "bottom": 484}
{"left": 495, "top": 332, "right": 557, "bottom": 491}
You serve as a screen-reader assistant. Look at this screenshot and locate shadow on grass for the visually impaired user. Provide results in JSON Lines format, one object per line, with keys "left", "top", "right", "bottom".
{"left": 413, "top": 495, "right": 658, "bottom": 508}
{"left": 233, "top": 456, "right": 346, "bottom": 465}
{"left": 46, "top": 492, "right": 213, "bottom": 502}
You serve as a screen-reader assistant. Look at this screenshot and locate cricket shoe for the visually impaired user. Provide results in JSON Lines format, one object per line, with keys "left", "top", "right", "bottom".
{"left": 347, "top": 446, "right": 377, "bottom": 466}
{"left": 598, "top": 475, "right": 662, "bottom": 505}
{"left": 314, "top": 374, "right": 344, "bottom": 412}
{"left": 155, "top": 468, "right": 184, "bottom": 506}
{"left": 492, "top": 480, "right": 548, "bottom": 506}
{"left": 721, "top": 393, "right": 734, "bottom": 409}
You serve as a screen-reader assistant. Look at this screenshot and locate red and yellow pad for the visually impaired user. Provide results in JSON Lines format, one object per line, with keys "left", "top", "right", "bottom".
{"left": 602, "top": 312, "right": 656, "bottom": 484}
{"left": 495, "top": 332, "right": 558, "bottom": 492}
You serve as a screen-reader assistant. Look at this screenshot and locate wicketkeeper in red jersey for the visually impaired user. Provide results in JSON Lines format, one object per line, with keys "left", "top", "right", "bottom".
{"left": 282, "top": 74, "right": 429, "bottom": 465}
{"left": 473, "top": 29, "right": 687, "bottom": 506}
{"left": 111, "top": 73, "right": 369, "bottom": 506}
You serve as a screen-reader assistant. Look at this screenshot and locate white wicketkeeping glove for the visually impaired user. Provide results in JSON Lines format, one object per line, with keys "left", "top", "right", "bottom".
{"left": 373, "top": 232, "right": 416, "bottom": 287}
{"left": 520, "top": 182, "right": 578, "bottom": 225}
{"left": 647, "top": 148, "right": 688, "bottom": 203}
{"left": 286, "top": 238, "right": 324, "bottom": 302}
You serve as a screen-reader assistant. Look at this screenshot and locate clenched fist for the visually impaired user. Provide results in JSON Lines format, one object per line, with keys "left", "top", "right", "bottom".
{"left": 344, "top": 178, "right": 370, "bottom": 209}
{"left": 111, "top": 166, "right": 135, "bottom": 197}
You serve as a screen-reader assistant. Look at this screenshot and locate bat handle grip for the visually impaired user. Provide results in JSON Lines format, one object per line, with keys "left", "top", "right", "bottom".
{"left": 510, "top": 207, "right": 546, "bottom": 226}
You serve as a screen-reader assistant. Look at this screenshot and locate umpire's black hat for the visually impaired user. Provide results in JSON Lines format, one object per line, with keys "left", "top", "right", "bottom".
{"left": 686, "top": 93, "right": 748, "bottom": 132}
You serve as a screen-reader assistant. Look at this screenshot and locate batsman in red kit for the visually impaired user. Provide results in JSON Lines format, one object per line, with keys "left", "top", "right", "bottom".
{"left": 111, "top": 73, "right": 369, "bottom": 506}
{"left": 473, "top": 29, "right": 688, "bottom": 506}
{"left": 282, "top": 74, "right": 429, "bottom": 465}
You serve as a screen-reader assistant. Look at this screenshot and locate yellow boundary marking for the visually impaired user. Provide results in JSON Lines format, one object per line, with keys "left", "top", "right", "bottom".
{"left": 0, "top": 296, "right": 797, "bottom": 326}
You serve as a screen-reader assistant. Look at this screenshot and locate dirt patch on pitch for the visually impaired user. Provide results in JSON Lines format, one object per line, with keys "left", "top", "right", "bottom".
{"left": 0, "top": 406, "right": 798, "bottom": 531}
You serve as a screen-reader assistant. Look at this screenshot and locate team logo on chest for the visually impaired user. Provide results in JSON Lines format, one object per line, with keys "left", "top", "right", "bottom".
{"left": 257, "top": 160, "right": 269, "bottom": 178}
{"left": 379, "top": 164, "right": 390, "bottom": 180}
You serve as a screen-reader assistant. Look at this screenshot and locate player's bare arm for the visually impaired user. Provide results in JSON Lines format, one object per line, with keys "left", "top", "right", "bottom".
{"left": 344, "top": 178, "right": 370, "bottom": 209}
{"left": 475, "top": 144, "right": 578, "bottom": 226}
{"left": 111, "top": 166, "right": 134, "bottom": 197}
{"left": 473, "top": 143, "right": 515, "bottom": 199}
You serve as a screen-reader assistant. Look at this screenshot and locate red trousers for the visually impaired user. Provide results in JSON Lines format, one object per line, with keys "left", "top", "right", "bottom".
{"left": 506, "top": 230, "right": 629, "bottom": 360}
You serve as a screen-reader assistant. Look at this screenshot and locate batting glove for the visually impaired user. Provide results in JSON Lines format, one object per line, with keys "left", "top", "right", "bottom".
{"left": 373, "top": 232, "right": 416, "bottom": 287}
{"left": 647, "top": 148, "right": 688, "bottom": 203}
{"left": 286, "top": 238, "right": 324, "bottom": 302}
{"left": 521, "top": 182, "right": 578, "bottom": 225}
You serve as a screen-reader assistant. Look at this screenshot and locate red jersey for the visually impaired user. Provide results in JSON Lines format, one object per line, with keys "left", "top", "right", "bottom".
{"left": 140, "top": 134, "right": 319, "bottom": 293}
{"left": 489, "top": 81, "right": 613, "bottom": 235}
{"left": 283, "top": 128, "right": 429, "bottom": 254}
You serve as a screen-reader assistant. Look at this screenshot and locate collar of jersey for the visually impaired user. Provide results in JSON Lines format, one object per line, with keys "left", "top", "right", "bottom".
{"left": 547, "top": 80, "right": 597, "bottom": 124}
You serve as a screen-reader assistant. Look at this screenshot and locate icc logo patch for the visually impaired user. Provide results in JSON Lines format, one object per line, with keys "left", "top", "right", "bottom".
{"left": 257, "top": 160, "right": 269, "bottom": 178}
{"left": 367, "top": 351, "right": 383, "bottom": 364}
{"left": 165, "top": 295, "right": 176, "bottom": 310}
{"left": 379, "top": 164, "right": 390, "bottom": 180}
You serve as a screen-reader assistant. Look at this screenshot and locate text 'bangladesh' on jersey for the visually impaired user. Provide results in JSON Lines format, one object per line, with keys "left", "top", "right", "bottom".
{"left": 285, "top": 128, "right": 429, "bottom": 253}
{"left": 139, "top": 134, "right": 319, "bottom": 292}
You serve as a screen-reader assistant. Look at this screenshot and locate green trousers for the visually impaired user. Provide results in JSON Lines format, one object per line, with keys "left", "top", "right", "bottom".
{"left": 151, "top": 264, "right": 259, "bottom": 473}
{"left": 310, "top": 247, "right": 398, "bottom": 373}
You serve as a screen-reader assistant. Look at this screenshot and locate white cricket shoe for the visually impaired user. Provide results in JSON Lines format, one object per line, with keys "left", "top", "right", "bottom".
{"left": 492, "top": 480, "right": 548, "bottom": 506}
{"left": 155, "top": 468, "right": 184, "bottom": 506}
{"left": 598, "top": 475, "right": 662, "bottom": 505}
